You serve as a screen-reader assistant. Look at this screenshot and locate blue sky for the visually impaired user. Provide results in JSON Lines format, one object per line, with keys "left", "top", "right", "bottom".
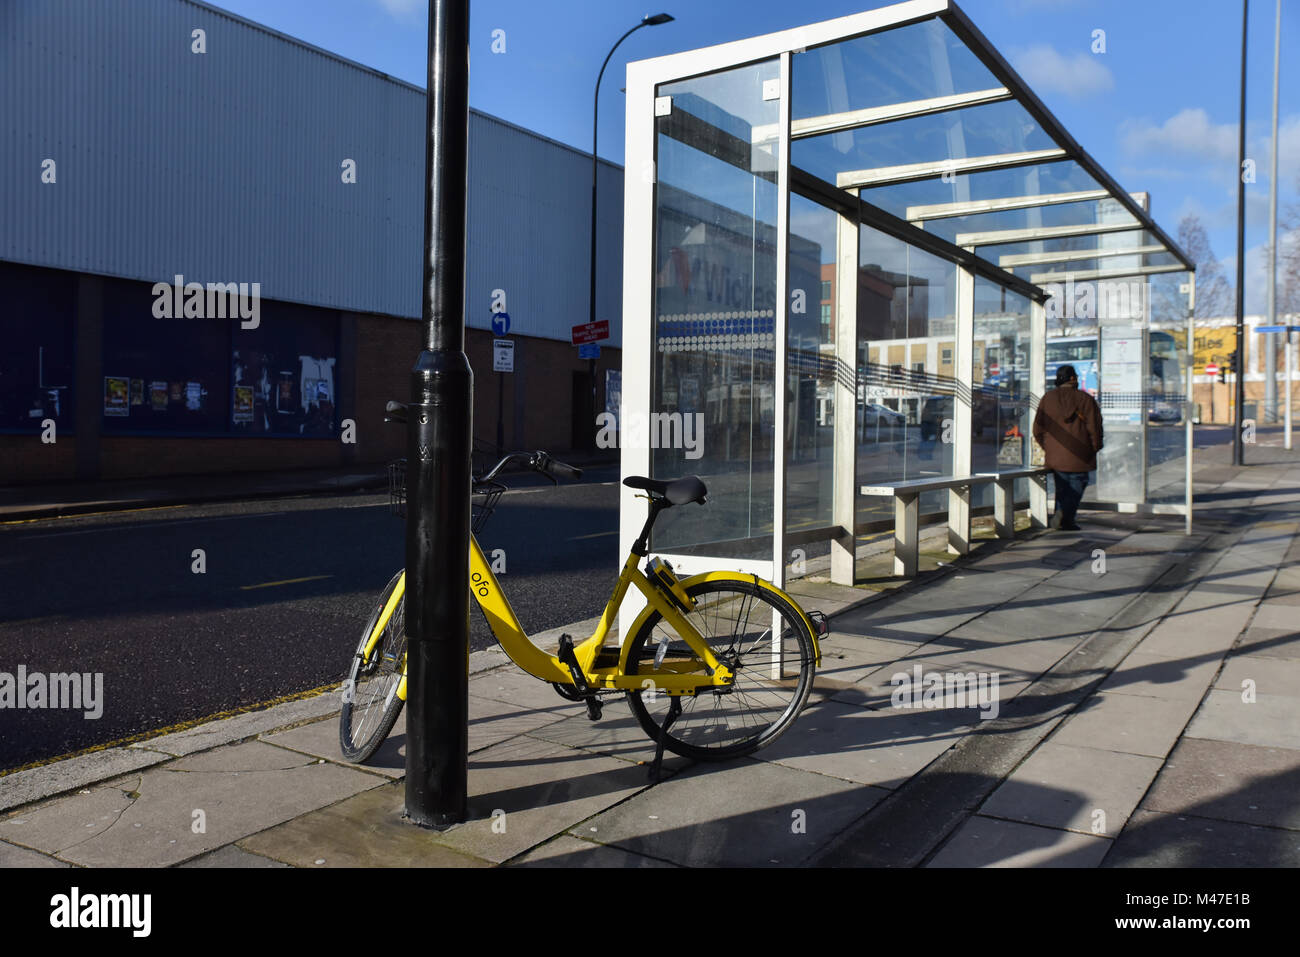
{"left": 211, "top": 0, "right": 1298, "bottom": 314}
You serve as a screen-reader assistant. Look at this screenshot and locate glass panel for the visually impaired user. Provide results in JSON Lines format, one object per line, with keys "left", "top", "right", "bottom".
{"left": 795, "top": 99, "right": 1056, "bottom": 186}
{"left": 1146, "top": 270, "right": 1191, "bottom": 505}
{"left": 857, "top": 159, "right": 1103, "bottom": 221}
{"left": 787, "top": 193, "right": 839, "bottom": 533}
{"left": 651, "top": 59, "right": 781, "bottom": 559}
{"left": 101, "top": 277, "right": 230, "bottom": 435}
{"left": 855, "top": 226, "right": 958, "bottom": 526}
{"left": 0, "top": 260, "right": 75, "bottom": 434}
{"left": 793, "top": 18, "right": 999, "bottom": 119}
{"left": 970, "top": 282, "right": 1033, "bottom": 510}
{"left": 973, "top": 283, "right": 1034, "bottom": 468}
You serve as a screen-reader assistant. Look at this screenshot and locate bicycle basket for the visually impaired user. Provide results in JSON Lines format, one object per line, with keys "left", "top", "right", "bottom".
{"left": 388, "top": 458, "right": 503, "bottom": 533}
{"left": 388, "top": 459, "right": 407, "bottom": 518}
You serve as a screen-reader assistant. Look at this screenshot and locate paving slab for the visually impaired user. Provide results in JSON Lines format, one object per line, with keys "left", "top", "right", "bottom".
{"left": 1049, "top": 691, "right": 1200, "bottom": 758}
{"left": 179, "top": 844, "right": 291, "bottom": 867}
{"left": 1097, "top": 650, "right": 1224, "bottom": 700}
{"left": 261, "top": 717, "right": 405, "bottom": 778}
{"left": 1141, "top": 737, "right": 1300, "bottom": 831}
{"left": 759, "top": 699, "right": 972, "bottom": 788}
{"left": 0, "top": 747, "right": 169, "bottom": 813}
{"left": 422, "top": 734, "right": 657, "bottom": 864}
{"left": 813, "top": 634, "right": 920, "bottom": 688}
{"left": 508, "top": 834, "right": 676, "bottom": 867}
{"left": 524, "top": 697, "right": 690, "bottom": 770}
{"left": 1105, "top": 809, "right": 1300, "bottom": 867}
{"left": 1214, "top": 654, "right": 1300, "bottom": 696}
{"left": 237, "top": 781, "right": 491, "bottom": 867}
{"left": 830, "top": 649, "right": 1038, "bottom": 714}
{"left": 0, "top": 840, "right": 71, "bottom": 867}
{"left": 573, "top": 758, "right": 878, "bottom": 867}
{"left": 1233, "top": 625, "right": 1300, "bottom": 660}
{"left": 0, "top": 740, "right": 383, "bottom": 867}
{"left": 926, "top": 814, "right": 1112, "bottom": 868}
{"left": 127, "top": 692, "right": 341, "bottom": 758}
{"left": 1125, "top": 606, "right": 1252, "bottom": 659}
{"left": 980, "top": 742, "right": 1163, "bottom": 836}
{"left": 468, "top": 667, "right": 585, "bottom": 715}
{"left": 1183, "top": 690, "right": 1300, "bottom": 750}
{"left": 1250, "top": 602, "right": 1300, "bottom": 631}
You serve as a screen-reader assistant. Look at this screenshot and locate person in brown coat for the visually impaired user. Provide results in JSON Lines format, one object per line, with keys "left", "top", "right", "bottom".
{"left": 1032, "top": 364, "right": 1103, "bottom": 530}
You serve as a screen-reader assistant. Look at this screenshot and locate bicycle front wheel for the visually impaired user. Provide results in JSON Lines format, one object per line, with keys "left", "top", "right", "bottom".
{"left": 339, "top": 570, "right": 407, "bottom": 763}
{"left": 625, "top": 579, "right": 816, "bottom": 761}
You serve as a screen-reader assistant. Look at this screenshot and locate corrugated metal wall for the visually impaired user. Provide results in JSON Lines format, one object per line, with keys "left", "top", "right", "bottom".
{"left": 0, "top": 0, "right": 623, "bottom": 345}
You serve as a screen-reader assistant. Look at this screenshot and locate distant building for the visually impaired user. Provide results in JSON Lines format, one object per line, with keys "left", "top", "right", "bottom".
{"left": 1, "top": 0, "right": 623, "bottom": 483}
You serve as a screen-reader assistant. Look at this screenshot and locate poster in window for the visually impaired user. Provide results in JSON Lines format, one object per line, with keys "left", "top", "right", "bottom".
{"left": 150, "top": 381, "right": 168, "bottom": 412}
{"left": 103, "top": 376, "right": 130, "bottom": 417}
{"left": 233, "top": 385, "right": 254, "bottom": 424}
{"left": 130, "top": 379, "right": 144, "bottom": 406}
{"left": 185, "top": 382, "right": 203, "bottom": 411}
{"left": 169, "top": 381, "right": 183, "bottom": 403}
{"left": 276, "top": 371, "right": 295, "bottom": 414}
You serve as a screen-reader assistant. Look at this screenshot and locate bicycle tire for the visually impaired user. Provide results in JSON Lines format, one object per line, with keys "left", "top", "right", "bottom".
{"left": 624, "top": 579, "right": 816, "bottom": 761}
{"left": 339, "top": 570, "right": 407, "bottom": 763}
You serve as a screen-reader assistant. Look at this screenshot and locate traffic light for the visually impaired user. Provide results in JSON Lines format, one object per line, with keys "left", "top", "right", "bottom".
{"left": 1220, "top": 351, "right": 1236, "bottom": 384}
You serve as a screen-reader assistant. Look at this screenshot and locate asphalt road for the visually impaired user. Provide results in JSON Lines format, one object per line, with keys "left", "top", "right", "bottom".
{"left": 0, "top": 467, "right": 620, "bottom": 771}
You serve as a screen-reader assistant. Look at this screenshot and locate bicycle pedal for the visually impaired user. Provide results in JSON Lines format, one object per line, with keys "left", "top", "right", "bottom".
{"left": 585, "top": 698, "right": 602, "bottom": 722}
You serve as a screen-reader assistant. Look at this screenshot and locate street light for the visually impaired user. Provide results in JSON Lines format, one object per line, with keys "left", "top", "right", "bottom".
{"left": 587, "top": 13, "right": 673, "bottom": 446}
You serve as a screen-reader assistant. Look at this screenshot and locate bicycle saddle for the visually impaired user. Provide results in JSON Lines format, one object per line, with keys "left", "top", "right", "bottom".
{"left": 623, "top": 475, "right": 708, "bottom": 506}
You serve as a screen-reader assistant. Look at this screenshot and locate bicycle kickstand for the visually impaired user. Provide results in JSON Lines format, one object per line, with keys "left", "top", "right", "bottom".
{"left": 648, "top": 696, "right": 682, "bottom": 783}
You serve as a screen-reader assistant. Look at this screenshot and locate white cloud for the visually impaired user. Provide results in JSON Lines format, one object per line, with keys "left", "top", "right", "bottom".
{"left": 1120, "top": 108, "right": 1238, "bottom": 164}
{"left": 373, "top": 0, "right": 422, "bottom": 19}
{"left": 1008, "top": 44, "right": 1113, "bottom": 98}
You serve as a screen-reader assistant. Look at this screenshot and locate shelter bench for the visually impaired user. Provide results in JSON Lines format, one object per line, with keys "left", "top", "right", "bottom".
{"left": 861, "top": 468, "right": 1049, "bottom": 577}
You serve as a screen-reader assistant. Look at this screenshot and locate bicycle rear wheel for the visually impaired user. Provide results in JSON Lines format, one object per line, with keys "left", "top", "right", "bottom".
{"left": 339, "top": 570, "right": 407, "bottom": 763}
{"left": 625, "top": 579, "right": 816, "bottom": 761}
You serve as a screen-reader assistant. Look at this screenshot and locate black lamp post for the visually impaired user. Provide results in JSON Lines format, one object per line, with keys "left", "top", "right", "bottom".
{"left": 587, "top": 13, "right": 673, "bottom": 444}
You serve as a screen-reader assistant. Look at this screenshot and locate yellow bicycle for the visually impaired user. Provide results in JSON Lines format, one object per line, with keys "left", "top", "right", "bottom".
{"left": 339, "top": 402, "right": 824, "bottom": 773}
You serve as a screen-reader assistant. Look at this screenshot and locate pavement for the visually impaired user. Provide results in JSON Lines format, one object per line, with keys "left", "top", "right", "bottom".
{"left": 3, "top": 437, "right": 1300, "bottom": 868}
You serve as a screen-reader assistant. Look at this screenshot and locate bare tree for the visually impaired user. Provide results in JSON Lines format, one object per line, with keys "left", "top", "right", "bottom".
{"left": 1270, "top": 182, "right": 1300, "bottom": 315}
{"left": 1177, "top": 214, "right": 1234, "bottom": 318}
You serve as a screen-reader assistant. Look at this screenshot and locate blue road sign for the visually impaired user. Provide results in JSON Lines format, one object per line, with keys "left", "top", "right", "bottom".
{"left": 579, "top": 343, "right": 600, "bottom": 359}
{"left": 1256, "top": 325, "right": 1300, "bottom": 333}
{"left": 491, "top": 312, "right": 511, "bottom": 337}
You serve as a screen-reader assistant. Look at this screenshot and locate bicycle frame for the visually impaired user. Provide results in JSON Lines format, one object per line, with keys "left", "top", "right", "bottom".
{"left": 359, "top": 536, "right": 820, "bottom": 700}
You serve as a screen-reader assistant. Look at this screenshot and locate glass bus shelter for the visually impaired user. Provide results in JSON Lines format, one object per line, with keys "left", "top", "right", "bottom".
{"left": 619, "top": 0, "right": 1197, "bottom": 597}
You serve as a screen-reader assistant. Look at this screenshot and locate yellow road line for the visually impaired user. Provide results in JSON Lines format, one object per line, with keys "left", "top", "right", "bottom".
{"left": 240, "top": 574, "right": 333, "bottom": 590}
{"left": 0, "top": 683, "right": 340, "bottom": 778}
{"left": 0, "top": 503, "right": 190, "bottom": 526}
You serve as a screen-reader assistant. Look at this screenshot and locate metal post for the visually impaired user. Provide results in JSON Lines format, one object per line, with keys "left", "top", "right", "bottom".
{"left": 1287, "top": 329, "right": 1294, "bottom": 450}
{"left": 405, "top": 0, "right": 473, "bottom": 829}
{"left": 1185, "top": 278, "right": 1195, "bottom": 535}
{"left": 1232, "top": 0, "right": 1248, "bottom": 466}
{"left": 1267, "top": 0, "right": 1282, "bottom": 428}
{"left": 590, "top": 14, "right": 673, "bottom": 453}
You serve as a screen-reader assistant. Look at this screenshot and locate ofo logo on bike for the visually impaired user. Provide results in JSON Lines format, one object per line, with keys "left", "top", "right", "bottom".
{"left": 151, "top": 273, "right": 261, "bottom": 329}
{"left": 595, "top": 412, "right": 704, "bottom": 460}
{"left": 889, "top": 665, "right": 1000, "bottom": 720}
{"left": 0, "top": 666, "right": 104, "bottom": 719}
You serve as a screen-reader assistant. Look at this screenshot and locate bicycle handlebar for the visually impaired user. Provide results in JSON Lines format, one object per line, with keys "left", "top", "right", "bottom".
{"left": 478, "top": 451, "right": 582, "bottom": 485}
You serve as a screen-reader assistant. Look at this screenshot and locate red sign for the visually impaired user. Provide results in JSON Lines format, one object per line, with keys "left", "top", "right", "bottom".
{"left": 571, "top": 320, "right": 610, "bottom": 345}
{"left": 1205, "top": 363, "right": 1220, "bottom": 376}
{"left": 987, "top": 362, "right": 1000, "bottom": 375}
